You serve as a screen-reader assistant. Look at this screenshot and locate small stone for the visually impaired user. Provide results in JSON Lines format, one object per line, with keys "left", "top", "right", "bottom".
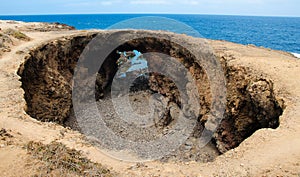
{"left": 16, "top": 50, "right": 24, "bottom": 54}
{"left": 185, "top": 140, "right": 193, "bottom": 146}
{"left": 265, "top": 169, "right": 271, "bottom": 173}
{"left": 184, "top": 145, "right": 192, "bottom": 151}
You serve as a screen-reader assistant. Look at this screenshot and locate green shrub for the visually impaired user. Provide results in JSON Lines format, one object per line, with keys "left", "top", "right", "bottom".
{"left": 4, "top": 28, "right": 30, "bottom": 41}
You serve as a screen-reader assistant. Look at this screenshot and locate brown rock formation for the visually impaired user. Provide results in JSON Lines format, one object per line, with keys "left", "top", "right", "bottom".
{"left": 17, "top": 30, "right": 284, "bottom": 154}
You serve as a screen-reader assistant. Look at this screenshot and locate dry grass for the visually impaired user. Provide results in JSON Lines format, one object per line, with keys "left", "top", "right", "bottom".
{"left": 0, "top": 32, "right": 13, "bottom": 48}
{"left": 25, "top": 141, "right": 115, "bottom": 177}
{"left": 0, "top": 128, "right": 13, "bottom": 139}
{"left": 4, "top": 28, "right": 30, "bottom": 41}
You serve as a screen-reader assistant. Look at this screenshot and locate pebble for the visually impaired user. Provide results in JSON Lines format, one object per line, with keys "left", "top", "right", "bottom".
{"left": 184, "top": 145, "right": 192, "bottom": 151}
{"left": 185, "top": 140, "right": 193, "bottom": 146}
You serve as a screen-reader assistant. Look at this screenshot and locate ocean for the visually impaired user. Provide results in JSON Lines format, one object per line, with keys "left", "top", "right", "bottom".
{"left": 0, "top": 14, "right": 299, "bottom": 56}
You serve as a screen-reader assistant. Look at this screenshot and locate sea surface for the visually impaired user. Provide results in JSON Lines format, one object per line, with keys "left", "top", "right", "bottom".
{"left": 0, "top": 14, "right": 299, "bottom": 55}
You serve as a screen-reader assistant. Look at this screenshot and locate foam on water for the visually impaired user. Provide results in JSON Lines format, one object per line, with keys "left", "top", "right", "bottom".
{"left": 291, "top": 53, "right": 300, "bottom": 59}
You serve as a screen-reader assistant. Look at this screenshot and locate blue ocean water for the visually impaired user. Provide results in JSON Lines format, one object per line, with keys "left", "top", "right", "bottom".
{"left": 0, "top": 14, "right": 299, "bottom": 54}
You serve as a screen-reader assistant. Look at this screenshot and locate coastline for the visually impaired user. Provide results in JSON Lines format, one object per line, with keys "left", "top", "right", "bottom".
{"left": 292, "top": 52, "right": 300, "bottom": 58}
{"left": 1, "top": 14, "right": 299, "bottom": 54}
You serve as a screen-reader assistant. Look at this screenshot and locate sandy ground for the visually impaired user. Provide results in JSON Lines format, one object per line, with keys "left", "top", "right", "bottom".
{"left": 0, "top": 20, "right": 300, "bottom": 176}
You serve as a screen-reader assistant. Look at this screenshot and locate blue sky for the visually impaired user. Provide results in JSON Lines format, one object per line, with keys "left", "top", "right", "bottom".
{"left": 0, "top": 0, "right": 299, "bottom": 17}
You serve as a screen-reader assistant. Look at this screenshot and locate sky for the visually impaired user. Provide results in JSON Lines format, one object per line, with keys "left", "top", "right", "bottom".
{"left": 0, "top": 0, "right": 299, "bottom": 17}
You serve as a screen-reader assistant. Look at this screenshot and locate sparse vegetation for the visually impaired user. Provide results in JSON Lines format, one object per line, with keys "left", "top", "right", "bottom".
{"left": 0, "top": 32, "right": 13, "bottom": 49}
{"left": 25, "top": 141, "right": 114, "bottom": 177}
{"left": 0, "top": 128, "right": 13, "bottom": 139}
{"left": 4, "top": 28, "right": 30, "bottom": 41}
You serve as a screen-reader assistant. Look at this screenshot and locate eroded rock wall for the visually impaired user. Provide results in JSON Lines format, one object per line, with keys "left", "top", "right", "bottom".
{"left": 18, "top": 34, "right": 96, "bottom": 123}
{"left": 18, "top": 31, "right": 284, "bottom": 154}
{"left": 215, "top": 58, "right": 283, "bottom": 152}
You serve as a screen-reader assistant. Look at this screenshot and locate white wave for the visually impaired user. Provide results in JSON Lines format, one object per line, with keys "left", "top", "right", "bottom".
{"left": 291, "top": 52, "right": 300, "bottom": 59}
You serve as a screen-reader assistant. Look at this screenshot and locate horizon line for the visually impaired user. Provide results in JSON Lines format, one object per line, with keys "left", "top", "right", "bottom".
{"left": 0, "top": 12, "right": 299, "bottom": 18}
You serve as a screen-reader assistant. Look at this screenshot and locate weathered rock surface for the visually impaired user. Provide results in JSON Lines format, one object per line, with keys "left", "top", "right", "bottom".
{"left": 18, "top": 34, "right": 96, "bottom": 123}
{"left": 17, "top": 30, "right": 284, "bottom": 155}
{"left": 215, "top": 64, "right": 283, "bottom": 153}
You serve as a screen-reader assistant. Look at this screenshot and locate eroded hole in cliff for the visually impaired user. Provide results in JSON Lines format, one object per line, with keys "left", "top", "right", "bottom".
{"left": 17, "top": 33, "right": 284, "bottom": 163}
